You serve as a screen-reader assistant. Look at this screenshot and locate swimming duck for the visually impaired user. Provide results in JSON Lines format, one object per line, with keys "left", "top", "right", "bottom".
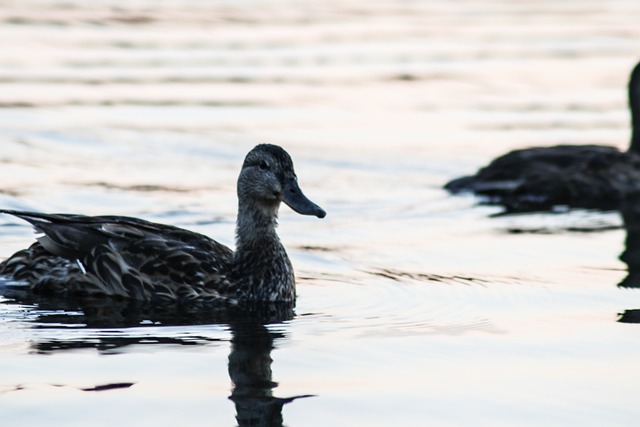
{"left": 0, "top": 144, "right": 326, "bottom": 305}
{"left": 444, "top": 60, "right": 640, "bottom": 212}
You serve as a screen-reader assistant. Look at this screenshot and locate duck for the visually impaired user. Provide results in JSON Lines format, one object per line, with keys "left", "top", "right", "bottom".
{"left": 0, "top": 144, "right": 326, "bottom": 306}
{"left": 444, "top": 60, "right": 640, "bottom": 213}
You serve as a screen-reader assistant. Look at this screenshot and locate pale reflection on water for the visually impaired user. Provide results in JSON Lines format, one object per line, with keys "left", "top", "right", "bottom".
{"left": 1, "top": 0, "right": 640, "bottom": 426}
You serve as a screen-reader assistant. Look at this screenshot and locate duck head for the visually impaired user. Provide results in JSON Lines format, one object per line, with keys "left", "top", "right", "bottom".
{"left": 238, "top": 144, "right": 326, "bottom": 220}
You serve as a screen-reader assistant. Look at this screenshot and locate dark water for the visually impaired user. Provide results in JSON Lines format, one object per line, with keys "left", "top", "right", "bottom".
{"left": 1, "top": 1, "right": 640, "bottom": 426}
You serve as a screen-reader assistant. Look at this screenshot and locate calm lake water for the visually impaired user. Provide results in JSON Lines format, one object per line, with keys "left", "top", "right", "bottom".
{"left": 1, "top": 0, "right": 640, "bottom": 426}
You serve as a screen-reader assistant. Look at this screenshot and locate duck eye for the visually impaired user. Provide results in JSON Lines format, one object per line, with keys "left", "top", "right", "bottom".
{"left": 259, "top": 161, "right": 269, "bottom": 170}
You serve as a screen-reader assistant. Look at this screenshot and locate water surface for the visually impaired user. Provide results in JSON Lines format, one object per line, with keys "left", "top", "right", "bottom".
{"left": 1, "top": 1, "right": 640, "bottom": 426}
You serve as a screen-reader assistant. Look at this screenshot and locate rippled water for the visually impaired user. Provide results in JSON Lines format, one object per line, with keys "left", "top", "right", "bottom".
{"left": 1, "top": 1, "right": 640, "bottom": 426}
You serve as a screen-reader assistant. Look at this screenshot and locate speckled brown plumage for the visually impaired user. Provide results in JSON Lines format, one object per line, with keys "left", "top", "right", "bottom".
{"left": 0, "top": 144, "right": 326, "bottom": 305}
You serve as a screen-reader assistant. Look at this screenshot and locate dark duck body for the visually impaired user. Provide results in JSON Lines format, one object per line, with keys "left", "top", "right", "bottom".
{"left": 445, "top": 61, "right": 640, "bottom": 213}
{"left": 0, "top": 144, "right": 326, "bottom": 306}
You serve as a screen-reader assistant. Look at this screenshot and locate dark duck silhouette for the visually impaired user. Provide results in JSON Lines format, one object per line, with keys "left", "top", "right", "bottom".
{"left": 0, "top": 144, "right": 326, "bottom": 306}
{"left": 445, "top": 61, "right": 640, "bottom": 213}
{"left": 617, "top": 190, "right": 640, "bottom": 323}
{"left": 228, "top": 322, "right": 313, "bottom": 427}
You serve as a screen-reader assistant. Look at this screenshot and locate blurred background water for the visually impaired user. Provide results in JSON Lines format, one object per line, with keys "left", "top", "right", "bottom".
{"left": 0, "top": 0, "right": 640, "bottom": 426}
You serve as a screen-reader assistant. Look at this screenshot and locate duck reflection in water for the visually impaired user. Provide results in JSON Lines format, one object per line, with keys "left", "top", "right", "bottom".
{"left": 228, "top": 321, "right": 313, "bottom": 427}
{"left": 617, "top": 191, "right": 640, "bottom": 323}
{"left": 0, "top": 289, "right": 311, "bottom": 426}
{"left": 500, "top": 190, "right": 640, "bottom": 324}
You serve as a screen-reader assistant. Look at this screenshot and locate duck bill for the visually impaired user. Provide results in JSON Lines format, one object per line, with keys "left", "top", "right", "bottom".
{"left": 283, "top": 180, "right": 326, "bottom": 218}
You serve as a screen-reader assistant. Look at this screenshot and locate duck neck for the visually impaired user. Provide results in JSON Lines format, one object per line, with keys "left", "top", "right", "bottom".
{"left": 235, "top": 202, "right": 280, "bottom": 250}
{"left": 232, "top": 202, "right": 295, "bottom": 302}
{"left": 630, "top": 102, "right": 640, "bottom": 154}
{"left": 628, "top": 64, "right": 640, "bottom": 154}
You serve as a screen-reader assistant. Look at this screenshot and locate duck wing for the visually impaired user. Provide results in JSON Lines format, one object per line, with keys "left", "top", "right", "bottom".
{"left": 1, "top": 210, "right": 228, "bottom": 254}
{"left": 478, "top": 145, "right": 621, "bottom": 178}
{"left": 447, "top": 145, "right": 622, "bottom": 192}
{"left": 444, "top": 145, "right": 639, "bottom": 211}
{"left": 0, "top": 210, "right": 235, "bottom": 301}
